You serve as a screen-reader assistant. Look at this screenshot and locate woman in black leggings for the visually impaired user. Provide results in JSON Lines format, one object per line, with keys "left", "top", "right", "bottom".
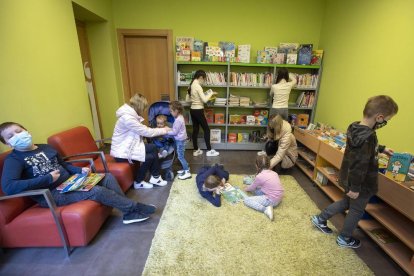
{"left": 186, "top": 70, "right": 219, "bottom": 157}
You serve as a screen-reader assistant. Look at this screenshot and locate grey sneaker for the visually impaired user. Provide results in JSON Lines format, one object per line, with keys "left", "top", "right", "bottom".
{"left": 336, "top": 235, "right": 361, "bottom": 248}
{"left": 135, "top": 202, "right": 157, "bottom": 215}
{"left": 311, "top": 215, "right": 333, "bottom": 234}
{"left": 123, "top": 211, "right": 150, "bottom": 224}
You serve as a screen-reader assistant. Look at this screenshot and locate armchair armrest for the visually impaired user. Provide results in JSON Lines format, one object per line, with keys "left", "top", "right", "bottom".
{"left": 63, "top": 151, "right": 109, "bottom": 173}
{"left": 95, "top": 138, "right": 112, "bottom": 149}
{"left": 0, "top": 189, "right": 71, "bottom": 257}
{"left": 65, "top": 158, "right": 96, "bottom": 173}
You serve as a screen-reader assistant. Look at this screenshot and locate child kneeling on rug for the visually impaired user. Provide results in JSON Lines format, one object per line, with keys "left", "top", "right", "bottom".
{"left": 196, "top": 164, "right": 229, "bottom": 207}
{"left": 244, "top": 155, "right": 284, "bottom": 221}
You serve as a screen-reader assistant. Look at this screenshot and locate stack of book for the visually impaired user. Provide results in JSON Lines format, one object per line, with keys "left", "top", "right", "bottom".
{"left": 239, "top": 97, "right": 250, "bottom": 107}
{"left": 214, "top": 98, "right": 227, "bottom": 106}
{"left": 228, "top": 94, "right": 240, "bottom": 106}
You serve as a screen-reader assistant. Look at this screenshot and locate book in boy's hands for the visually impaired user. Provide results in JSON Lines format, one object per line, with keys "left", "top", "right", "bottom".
{"left": 219, "top": 183, "right": 247, "bottom": 204}
{"left": 57, "top": 173, "right": 105, "bottom": 193}
{"left": 385, "top": 152, "right": 412, "bottom": 182}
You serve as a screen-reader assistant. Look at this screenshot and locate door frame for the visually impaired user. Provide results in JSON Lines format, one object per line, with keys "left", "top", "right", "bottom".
{"left": 117, "top": 29, "right": 174, "bottom": 102}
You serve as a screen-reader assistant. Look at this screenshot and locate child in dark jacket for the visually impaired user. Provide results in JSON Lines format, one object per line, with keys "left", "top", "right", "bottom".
{"left": 311, "top": 95, "right": 398, "bottom": 248}
{"left": 196, "top": 164, "right": 229, "bottom": 207}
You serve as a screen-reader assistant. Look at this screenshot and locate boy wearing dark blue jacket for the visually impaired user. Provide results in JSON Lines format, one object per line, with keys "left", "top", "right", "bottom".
{"left": 196, "top": 164, "right": 229, "bottom": 207}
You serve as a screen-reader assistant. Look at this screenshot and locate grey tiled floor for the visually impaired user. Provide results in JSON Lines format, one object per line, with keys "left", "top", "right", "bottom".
{"left": 0, "top": 151, "right": 406, "bottom": 276}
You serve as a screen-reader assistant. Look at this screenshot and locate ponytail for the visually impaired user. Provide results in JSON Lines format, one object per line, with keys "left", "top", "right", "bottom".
{"left": 187, "top": 70, "right": 207, "bottom": 96}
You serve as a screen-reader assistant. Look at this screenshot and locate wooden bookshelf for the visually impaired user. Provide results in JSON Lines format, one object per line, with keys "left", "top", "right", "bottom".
{"left": 294, "top": 127, "right": 414, "bottom": 274}
{"left": 297, "top": 149, "right": 316, "bottom": 167}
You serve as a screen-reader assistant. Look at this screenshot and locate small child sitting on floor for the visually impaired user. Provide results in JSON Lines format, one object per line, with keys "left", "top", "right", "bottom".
{"left": 244, "top": 155, "right": 284, "bottom": 221}
{"left": 196, "top": 164, "right": 229, "bottom": 207}
{"left": 153, "top": 115, "right": 174, "bottom": 158}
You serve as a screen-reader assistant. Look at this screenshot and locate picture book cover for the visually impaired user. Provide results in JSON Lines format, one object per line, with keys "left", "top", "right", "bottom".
{"left": 385, "top": 153, "right": 412, "bottom": 182}
{"left": 228, "top": 133, "right": 237, "bottom": 143}
{"left": 311, "top": 50, "right": 324, "bottom": 65}
{"left": 219, "top": 183, "right": 247, "bottom": 204}
{"left": 204, "top": 108, "right": 214, "bottom": 124}
{"left": 191, "top": 51, "right": 201, "bottom": 62}
{"left": 57, "top": 173, "right": 105, "bottom": 193}
{"left": 256, "top": 50, "right": 270, "bottom": 64}
{"left": 274, "top": 53, "right": 285, "bottom": 64}
{"left": 297, "top": 44, "right": 313, "bottom": 65}
{"left": 237, "top": 133, "right": 249, "bottom": 143}
{"left": 193, "top": 39, "right": 204, "bottom": 52}
{"left": 237, "top": 44, "right": 251, "bottom": 63}
{"left": 176, "top": 37, "right": 194, "bottom": 52}
{"left": 219, "top": 41, "right": 236, "bottom": 58}
{"left": 214, "top": 113, "right": 225, "bottom": 124}
{"left": 210, "top": 129, "right": 221, "bottom": 144}
{"left": 286, "top": 53, "right": 298, "bottom": 64}
{"left": 264, "top": 47, "right": 278, "bottom": 62}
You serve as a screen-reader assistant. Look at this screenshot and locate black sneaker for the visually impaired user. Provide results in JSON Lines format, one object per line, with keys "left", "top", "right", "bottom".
{"left": 311, "top": 215, "right": 333, "bottom": 234}
{"left": 123, "top": 211, "right": 150, "bottom": 224}
{"left": 336, "top": 235, "right": 361, "bottom": 248}
{"left": 135, "top": 202, "right": 157, "bottom": 215}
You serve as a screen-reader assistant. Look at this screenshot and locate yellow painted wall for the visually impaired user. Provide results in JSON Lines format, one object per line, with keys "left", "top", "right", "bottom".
{"left": 316, "top": 0, "right": 414, "bottom": 153}
{"left": 0, "top": 0, "right": 94, "bottom": 153}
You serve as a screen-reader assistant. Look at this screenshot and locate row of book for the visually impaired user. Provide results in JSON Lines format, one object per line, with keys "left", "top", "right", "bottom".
{"left": 209, "top": 129, "right": 264, "bottom": 144}
{"left": 176, "top": 37, "right": 323, "bottom": 65}
{"left": 178, "top": 71, "right": 227, "bottom": 86}
{"left": 229, "top": 72, "right": 274, "bottom": 87}
{"left": 295, "top": 92, "right": 316, "bottom": 108}
{"left": 295, "top": 74, "right": 319, "bottom": 89}
{"left": 229, "top": 110, "right": 269, "bottom": 126}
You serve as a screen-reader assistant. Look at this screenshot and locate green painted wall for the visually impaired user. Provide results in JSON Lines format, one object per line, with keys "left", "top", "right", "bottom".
{"left": 316, "top": 0, "right": 414, "bottom": 153}
{"left": 0, "top": 0, "right": 94, "bottom": 153}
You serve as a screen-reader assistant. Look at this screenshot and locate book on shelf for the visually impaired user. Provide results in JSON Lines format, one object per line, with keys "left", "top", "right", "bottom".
{"left": 204, "top": 108, "right": 214, "bottom": 124}
{"left": 310, "top": 50, "right": 324, "bottom": 65}
{"left": 57, "top": 173, "right": 105, "bottom": 193}
{"left": 274, "top": 53, "right": 285, "bottom": 64}
{"left": 295, "top": 74, "right": 318, "bottom": 89}
{"left": 316, "top": 171, "right": 328, "bottom": 185}
{"left": 256, "top": 50, "right": 270, "bottom": 63}
{"left": 191, "top": 51, "right": 201, "bottom": 62}
{"left": 295, "top": 91, "right": 315, "bottom": 108}
{"left": 264, "top": 46, "right": 278, "bottom": 63}
{"left": 278, "top": 43, "right": 300, "bottom": 54}
{"left": 219, "top": 41, "right": 236, "bottom": 59}
{"left": 228, "top": 133, "right": 237, "bottom": 143}
{"left": 210, "top": 129, "right": 221, "bottom": 144}
{"left": 253, "top": 109, "right": 268, "bottom": 126}
{"left": 369, "top": 228, "right": 398, "bottom": 244}
{"left": 246, "top": 115, "right": 255, "bottom": 125}
{"left": 229, "top": 114, "right": 241, "bottom": 124}
{"left": 176, "top": 37, "right": 193, "bottom": 61}
{"left": 385, "top": 152, "right": 412, "bottom": 182}
{"left": 286, "top": 53, "right": 298, "bottom": 64}
{"left": 297, "top": 44, "right": 313, "bottom": 65}
{"left": 193, "top": 39, "right": 204, "bottom": 61}
{"left": 218, "top": 183, "right": 247, "bottom": 204}
{"left": 237, "top": 133, "right": 250, "bottom": 143}
{"left": 296, "top": 114, "right": 309, "bottom": 128}
{"left": 237, "top": 44, "right": 251, "bottom": 63}
{"left": 214, "top": 113, "right": 225, "bottom": 124}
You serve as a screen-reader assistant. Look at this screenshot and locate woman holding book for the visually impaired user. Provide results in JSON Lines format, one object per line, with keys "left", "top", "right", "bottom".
{"left": 0, "top": 122, "right": 156, "bottom": 225}
{"left": 269, "top": 68, "right": 297, "bottom": 120}
{"left": 186, "top": 70, "right": 219, "bottom": 157}
{"left": 266, "top": 114, "right": 298, "bottom": 172}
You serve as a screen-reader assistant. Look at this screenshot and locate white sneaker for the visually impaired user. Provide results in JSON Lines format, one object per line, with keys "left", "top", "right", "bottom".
{"left": 257, "top": 150, "right": 266, "bottom": 156}
{"left": 264, "top": 206, "right": 274, "bottom": 221}
{"left": 177, "top": 169, "right": 184, "bottom": 175}
{"left": 206, "top": 149, "right": 219, "bottom": 157}
{"left": 178, "top": 170, "right": 192, "bottom": 180}
{"left": 193, "top": 149, "right": 203, "bottom": 156}
{"left": 149, "top": 175, "right": 168, "bottom": 186}
{"left": 134, "top": 181, "right": 153, "bottom": 189}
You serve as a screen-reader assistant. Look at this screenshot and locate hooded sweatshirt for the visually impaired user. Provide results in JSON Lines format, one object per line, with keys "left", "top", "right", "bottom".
{"left": 339, "top": 122, "right": 385, "bottom": 196}
{"left": 110, "top": 104, "right": 167, "bottom": 162}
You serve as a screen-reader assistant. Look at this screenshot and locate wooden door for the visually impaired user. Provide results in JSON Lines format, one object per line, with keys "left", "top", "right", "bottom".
{"left": 118, "top": 30, "right": 174, "bottom": 114}
{"left": 76, "top": 20, "right": 102, "bottom": 139}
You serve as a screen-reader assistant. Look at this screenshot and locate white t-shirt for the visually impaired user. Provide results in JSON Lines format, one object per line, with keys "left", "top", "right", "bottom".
{"left": 270, "top": 74, "right": 297, "bottom": 109}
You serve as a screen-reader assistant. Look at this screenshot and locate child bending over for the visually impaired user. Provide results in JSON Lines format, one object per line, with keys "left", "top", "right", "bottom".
{"left": 196, "top": 164, "right": 229, "bottom": 207}
{"left": 244, "top": 155, "right": 284, "bottom": 221}
{"left": 153, "top": 115, "right": 174, "bottom": 158}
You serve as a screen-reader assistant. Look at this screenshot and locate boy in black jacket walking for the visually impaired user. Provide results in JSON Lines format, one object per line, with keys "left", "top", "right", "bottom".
{"left": 311, "top": 95, "right": 398, "bottom": 248}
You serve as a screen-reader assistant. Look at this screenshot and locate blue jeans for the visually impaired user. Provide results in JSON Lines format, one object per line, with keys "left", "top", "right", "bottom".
{"left": 175, "top": 139, "right": 189, "bottom": 171}
{"left": 37, "top": 174, "right": 136, "bottom": 215}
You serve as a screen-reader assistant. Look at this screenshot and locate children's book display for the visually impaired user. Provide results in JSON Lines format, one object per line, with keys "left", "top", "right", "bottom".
{"left": 210, "top": 129, "right": 222, "bottom": 144}
{"left": 218, "top": 183, "right": 247, "bottom": 204}
{"left": 311, "top": 50, "right": 324, "bottom": 65}
{"left": 297, "top": 44, "right": 313, "bottom": 65}
{"left": 385, "top": 153, "right": 413, "bottom": 182}
{"left": 237, "top": 45, "right": 251, "bottom": 63}
{"left": 176, "top": 37, "right": 193, "bottom": 61}
{"left": 57, "top": 173, "right": 105, "bottom": 193}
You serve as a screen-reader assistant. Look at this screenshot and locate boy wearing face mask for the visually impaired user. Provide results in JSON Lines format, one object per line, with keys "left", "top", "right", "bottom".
{"left": 311, "top": 95, "right": 398, "bottom": 248}
{"left": 0, "top": 122, "right": 158, "bottom": 225}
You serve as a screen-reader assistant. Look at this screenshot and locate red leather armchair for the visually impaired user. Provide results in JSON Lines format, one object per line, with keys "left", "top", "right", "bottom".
{"left": 0, "top": 151, "right": 112, "bottom": 256}
{"left": 47, "top": 126, "right": 135, "bottom": 192}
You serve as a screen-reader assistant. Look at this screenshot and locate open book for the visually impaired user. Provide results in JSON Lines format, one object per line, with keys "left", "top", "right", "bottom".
{"left": 218, "top": 183, "right": 247, "bottom": 204}
{"left": 57, "top": 173, "right": 105, "bottom": 193}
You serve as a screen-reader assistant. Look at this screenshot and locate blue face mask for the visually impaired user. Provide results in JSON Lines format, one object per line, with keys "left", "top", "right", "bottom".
{"left": 8, "top": 131, "right": 33, "bottom": 150}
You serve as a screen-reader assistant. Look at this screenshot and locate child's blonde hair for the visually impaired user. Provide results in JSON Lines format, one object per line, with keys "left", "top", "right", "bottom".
{"left": 129, "top": 93, "right": 148, "bottom": 116}
{"left": 267, "top": 114, "right": 283, "bottom": 139}
{"left": 156, "top": 115, "right": 167, "bottom": 125}
{"left": 256, "top": 155, "right": 270, "bottom": 173}
{"left": 204, "top": 175, "right": 221, "bottom": 189}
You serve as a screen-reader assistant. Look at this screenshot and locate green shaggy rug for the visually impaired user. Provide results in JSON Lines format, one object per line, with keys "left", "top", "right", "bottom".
{"left": 143, "top": 175, "right": 372, "bottom": 276}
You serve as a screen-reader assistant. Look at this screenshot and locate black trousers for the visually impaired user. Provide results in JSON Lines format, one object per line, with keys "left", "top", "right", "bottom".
{"left": 115, "top": 143, "right": 160, "bottom": 182}
{"left": 190, "top": 108, "right": 211, "bottom": 150}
